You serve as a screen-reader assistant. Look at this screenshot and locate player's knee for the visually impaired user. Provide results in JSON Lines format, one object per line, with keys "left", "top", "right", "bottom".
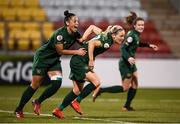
{"left": 122, "top": 84, "right": 131, "bottom": 91}
{"left": 95, "top": 83, "right": 100, "bottom": 88}
{"left": 50, "top": 75, "right": 62, "bottom": 89}
{"left": 132, "top": 84, "right": 138, "bottom": 89}
{"left": 73, "top": 87, "right": 80, "bottom": 95}
{"left": 31, "top": 82, "right": 40, "bottom": 89}
{"left": 131, "top": 77, "right": 138, "bottom": 88}
{"left": 91, "top": 80, "right": 100, "bottom": 88}
{"left": 122, "top": 86, "right": 129, "bottom": 91}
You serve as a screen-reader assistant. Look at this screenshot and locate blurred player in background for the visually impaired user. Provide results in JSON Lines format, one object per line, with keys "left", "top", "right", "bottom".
{"left": 52, "top": 25, "right": 125, "bottom": 119}
{"left": 14, "top": 10, "right": 86, "bottom": 118}
{"left": 92, "top": 12, "right": 158, "bottom": 111}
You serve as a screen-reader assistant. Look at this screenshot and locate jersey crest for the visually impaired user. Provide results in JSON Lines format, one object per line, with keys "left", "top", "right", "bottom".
{"left": 127, "top": 37, "right": 133, "bottom": 43}
{"left": 104, "top": 43, "right": 110, "bottom": 49}
{"left": 57, "top": 35, "right": 63, "bottom": 41}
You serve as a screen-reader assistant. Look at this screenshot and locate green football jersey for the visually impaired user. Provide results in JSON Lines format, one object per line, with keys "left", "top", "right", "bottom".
{"left": 82, "top": 32, "right": 113, "bottom": 61}
{"left": 120, "top": 29, "right": 140, "bottom": 60}
{"left": 35, "top": 26, "right": 80, "bottom": 64}
{"left": 69, "top": 32, "right": 113, "bottom": 81}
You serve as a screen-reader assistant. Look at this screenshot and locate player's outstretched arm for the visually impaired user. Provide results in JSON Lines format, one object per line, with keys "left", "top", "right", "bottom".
{"left": 81, "top": 25, "right": 102, "bottom": 41}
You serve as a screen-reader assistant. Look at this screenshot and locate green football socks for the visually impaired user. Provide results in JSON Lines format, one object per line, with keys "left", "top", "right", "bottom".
{"left": 124, "top": 87, "right": 137, "bottom": 107}
{"left": 59, "top": 90, "right": 77, "bottom": 110}
{"left": 100, "top": 86, "right": 124, "bottom": 93}
{"left": 15, "top": 86, "right": 36, "bottom": 111}
{"left": 37, "top": 80, "right": 62, "bottom": 103}
{"left": 76, "top": 83, "right": 96, "bottom": 103}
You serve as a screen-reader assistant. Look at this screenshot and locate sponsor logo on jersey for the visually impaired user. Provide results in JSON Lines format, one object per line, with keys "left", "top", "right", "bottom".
{"left": 104, "top": 43, "right": 110, "bottom": 48}
{"left": 127, "top": 37, "right": 133, "bottom": 43}
{"left": 57, "top": 35, "right": 63, "bottom": 41}
{"left": 36, "top": 69, "right": 41, "bottom": 74}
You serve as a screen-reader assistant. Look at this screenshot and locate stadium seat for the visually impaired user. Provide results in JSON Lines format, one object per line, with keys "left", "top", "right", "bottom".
{"left": 10, "top": 0, "right": 24, "bottom": 7}
{"left": 16, "top": 8, "right": 32, "bottom": 21}
{"left": 17, "top": 39, "right": 30, "bottom": 50}
{"left": 24, "top": 0, "right": 40, "bottom": 7}
{"left": 7, "top": 39, "right": 15, "bottom": 50}
{"left": 9, "top": 31, "right": 17, "bottom": 40}
{"left": 0, "top": 30, "right": 5, "bottom": 40}
{"left": 15, "top": 31, "right": 30, "bottom": 40}
{"left": 29, "top": 31, "right": 41, "bottom": 41}
{"left": 0, "top": 0, "right": 10, "bottom": 7}
{"left": 23, "top": 22, "right": 40, "bottom": 31}
{"left": 43, "top": 30, "right": 53, "bottom": 41}
{"left": 53, "top": 20, "right": 64, "bottom": 30}
{"left": 0, "top": 22, "right": 4, "bottom": 30}
{"left": 2, "top": 8, "right": 16, "bottom": 21}
{"left": 79, "top": 19, "right": 95, "bottom": 31}
{"left": 32, "top": 40, "right": 41, "bottom": 50}
{"left": 0, "top": 30, "right": 5, "bottom": 48}
{"left": 96, "top": 19, "right": 110, "bottom": 30}
{"left": 42, "top": 22, "right": 54, "bottom": 40}
{"left": 144, "top": 20, "right": 157, "bottom": 32}
{"left": 32, "top": 9, "right": 47, "bottom": 21}
{"left": 43, "top": 22, "right": 54, "bottom": 30}
{"left": 8, "top": 22, "right": 23, "bottom": 31}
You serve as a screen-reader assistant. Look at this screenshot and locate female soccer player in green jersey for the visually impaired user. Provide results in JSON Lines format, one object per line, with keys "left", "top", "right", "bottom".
{"left": 92, "top": 12, "right": 158, "bottom": 111}
{"left": 14, "top": 10, "right": 86, "bottom": 118}
{"left": 52, "top": 25, "right": 125, "bottom": 119}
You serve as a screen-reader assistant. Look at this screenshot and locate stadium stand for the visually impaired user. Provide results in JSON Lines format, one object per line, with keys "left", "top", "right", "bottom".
{"left": 141, "top": 0, "right": 180, "bottom": 57}
{"left": 0, "top": 0, "right": 178, "bottom": 58}
{"left": 0, "top": 0, "right": 47, "bottom": 51}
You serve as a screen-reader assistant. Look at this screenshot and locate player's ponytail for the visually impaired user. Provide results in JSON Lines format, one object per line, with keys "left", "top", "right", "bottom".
{"left": 126, "top": 11, "right": 137, "bottom": 25}
{"left": 64, "top": 10, "right": 76, "bottom": 26}
{"left": 126, "top": 11, "right": 144, "bottom": 28}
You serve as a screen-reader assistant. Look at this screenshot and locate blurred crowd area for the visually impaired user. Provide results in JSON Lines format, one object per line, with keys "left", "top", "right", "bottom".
{"left": 0, "top": 0, "right": 180, "bottom": 58}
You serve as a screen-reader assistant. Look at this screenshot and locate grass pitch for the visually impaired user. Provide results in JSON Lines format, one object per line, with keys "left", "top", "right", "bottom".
{"left": 0, "top": 85, "right": 180, "bottom": 123}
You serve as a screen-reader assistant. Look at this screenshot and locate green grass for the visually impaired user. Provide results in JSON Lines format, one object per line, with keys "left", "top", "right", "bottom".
{"left": 0, "top": 85, "right": 180, "bottom": 123}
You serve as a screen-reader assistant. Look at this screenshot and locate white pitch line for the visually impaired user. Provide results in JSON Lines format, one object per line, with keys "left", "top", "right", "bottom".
{"left": 0, "top": 97, "right": 120, "bottom": 102}
{"left": 0, "top": 109, "right": 130, "bottom": 123}
{"left": 1, "top": 97, "right": 180, "bottom": 103}
{"left": 0, "top": 109, "right": 52, "bottom": 117}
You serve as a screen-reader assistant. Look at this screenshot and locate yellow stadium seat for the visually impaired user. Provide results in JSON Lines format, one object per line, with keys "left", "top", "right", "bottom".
{"left": 10, "top": 0, "right": 24, "bottom": 7}
{"left": 0, "top": 29, "right": 5, "bottom": 48}
{"left": 8, "top": 22, "right": 23, "bottom": 31}
{"left": 0, "top": 30, "right": 5, "bottom": 39}
{"left": 0, "top": 40, "right": 5, "bottom": 49}
{"left": 0, "top": 7, "right": 6, "bottom": 20}
{"left": 32, "top": 9, "right": 47, "bottom": 21}
{"left": 29, "top": 31, "right": 41, "bottom": 40}
{"left": 9, "top": 31, "right": 15, "bottom": 40}
{"left": 42, "top": 22, "right": 54, "bottom": 40}
{"left": 43, "top": 30, "right": 53, "bottom": 41}
{"left": 24, "top": 22, "right": 40, "bottom": 31}
{"left": 24, "top": 0, "right": 39, "bottom": 7}
{"left": 17, "top": 39, "right": 30, "bottom": 50}
{"left": 43, "top": 22, "right": 53, "bottom": 30}
{"left": 16, "top": 31, "right": 30, "bottom": 40}
{"left": 0, "top": 0, "right": 10, "bottom": 6}
{"left": 32, "top": 40, "right": 41, "bottom": 50}
{"left": 0, "top": 22, "right": 5, "bottom": 30}
{"left": 16, "top": 8, "right": 32, "bottom": 21}
{"left": 8, "top": 39, "right": 15, "bottom": 50}
{"left": 2, "top": 8, "right": 16, "bottom": 21}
